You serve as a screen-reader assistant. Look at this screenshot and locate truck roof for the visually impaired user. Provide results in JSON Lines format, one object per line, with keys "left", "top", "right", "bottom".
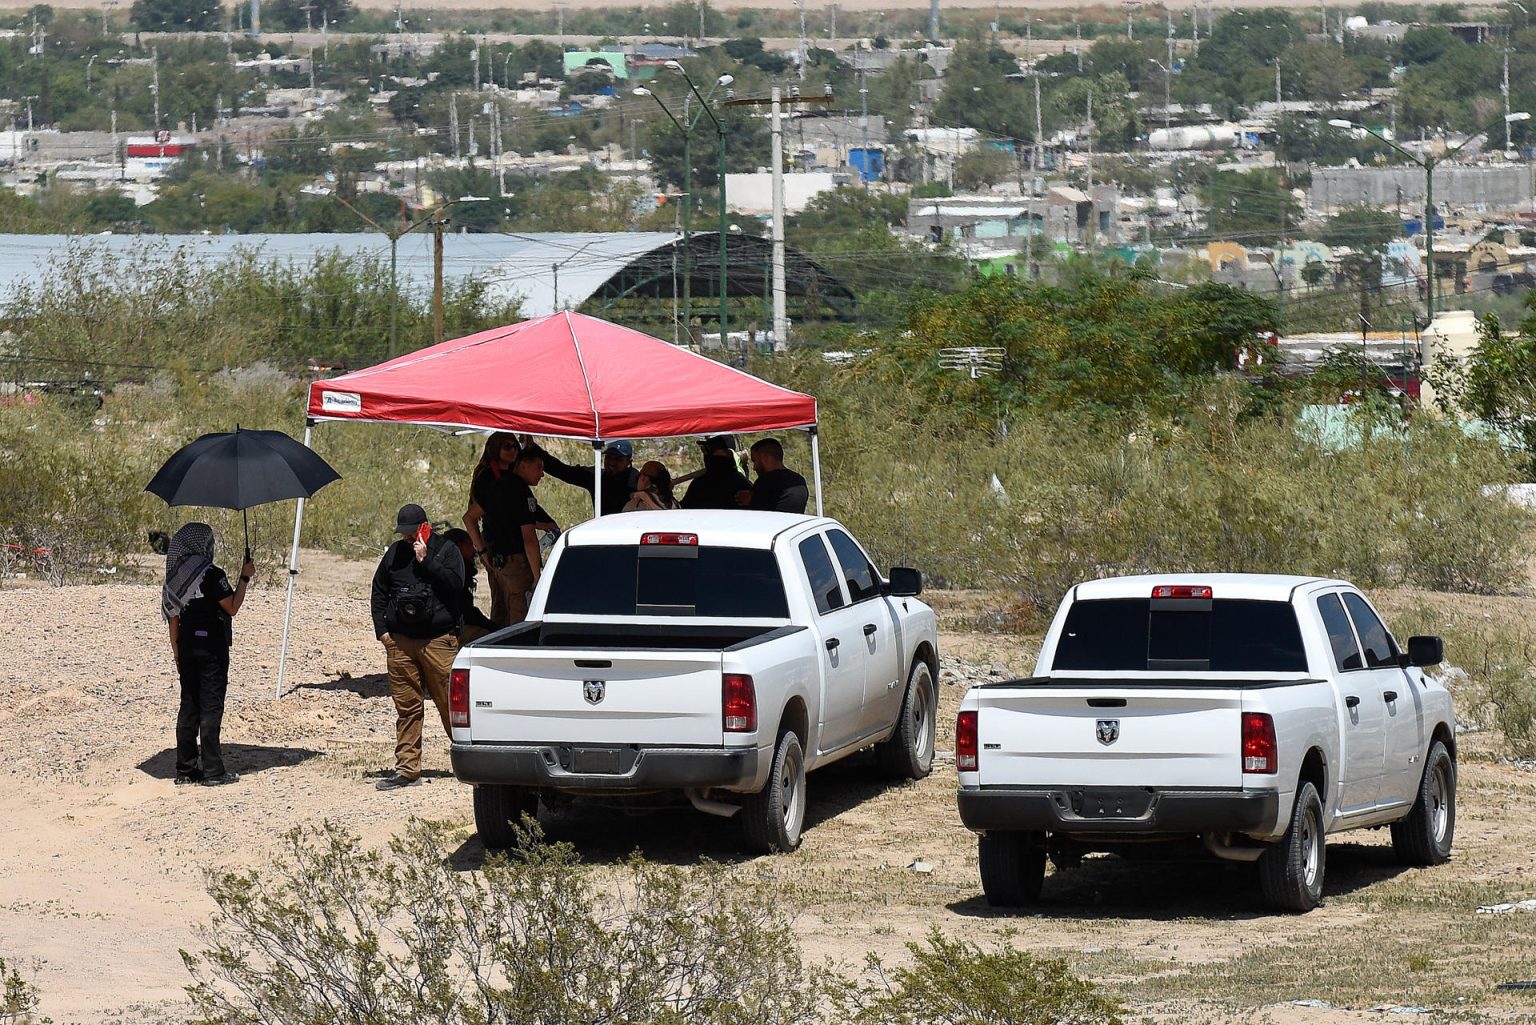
{"left": 562, "top": 509, "right": 833, "bottom": 550}
{"left": 1072, "top": 573, "right": 1349, "bottom": 603}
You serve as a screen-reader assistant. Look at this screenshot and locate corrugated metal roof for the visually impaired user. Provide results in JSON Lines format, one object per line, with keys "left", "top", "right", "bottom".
{"left": 0, "top": 231, "right": 678, "bottom": 318}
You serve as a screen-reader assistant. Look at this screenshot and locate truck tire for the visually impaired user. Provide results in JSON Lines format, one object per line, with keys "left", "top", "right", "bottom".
{"left": 741, "top": 730, "right": 807, "bottom": 854}
{"left": 876, "top": 660, "right": 937, "bottom": 780}
{"left": 1259, "top": 781, "right": 1325, "bottom": 913}
{"left": 473, "top": 784, "right": 538, "bottom": 851}
{"left": 1390, "top": 740, "right": 1456, "bottom": 866}
{"left": 978, "top": 830, "right": 1047, "bottom": 906}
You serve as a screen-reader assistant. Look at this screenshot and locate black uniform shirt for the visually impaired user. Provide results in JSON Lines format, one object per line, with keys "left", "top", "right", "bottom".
{"left": 474, "top": 466, "right": 554, "bottom": 554}
{"left": 750, "top": 467, "right": 810, "bottom": 514}
{"left": 179, "top": 565, "right": 235, "bottom": 648}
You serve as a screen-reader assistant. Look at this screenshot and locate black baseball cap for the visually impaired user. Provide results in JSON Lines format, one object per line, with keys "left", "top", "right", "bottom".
{"left": 699, "top": 434, "right": 737, "bottom": 452}
{"left": 394, "top": 503, "right": 428, "bottom": 533}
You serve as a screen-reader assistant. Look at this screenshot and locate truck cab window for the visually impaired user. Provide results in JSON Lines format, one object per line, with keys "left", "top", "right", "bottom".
{"left": 799, "top": 536, "right": 846, "bottom": 615}
{"left": 1342, "top": 592, "right": 1399, "bottom": 669}
{"left": 827, "top": 529, "right": 882, "bottom": 604}
{"left": 1316, "top": 593, "right": 1363, "bottom": 672}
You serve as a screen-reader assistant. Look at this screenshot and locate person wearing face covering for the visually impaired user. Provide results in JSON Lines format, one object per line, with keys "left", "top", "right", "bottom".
{"left": 680, "top": 435, "right": 753, "bottom": 510}
{"left": 162, "top": 522, "right": 253, "bottom": 787}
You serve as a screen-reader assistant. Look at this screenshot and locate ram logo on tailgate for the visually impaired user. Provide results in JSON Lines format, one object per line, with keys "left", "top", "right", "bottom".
{"left": 1095, "top": 719, "right": 1120, "bottom": 746}
{"left": 583, "top": 680, "right": 606, "bottom": 705}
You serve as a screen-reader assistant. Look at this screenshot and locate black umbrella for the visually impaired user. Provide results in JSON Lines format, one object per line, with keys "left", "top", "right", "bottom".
{"left": 145, "top": 427, "right": 341, "bottom": 554}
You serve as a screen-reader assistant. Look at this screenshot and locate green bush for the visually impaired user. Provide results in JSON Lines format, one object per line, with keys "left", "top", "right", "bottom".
{"left": 0, "top": 956, "right": 41, "bottom": 1025}
{"left": 833, "top": 930, "right": 1125, "bottom": 1025}
{"left": 797, "top": 364, "right": 1533, "bottom": 614}
{"left": 1389, "top": 600, "right": 1536, "bottom": 758}
{"left": 184, "top": 819, "right": 1125, "bottom": 1025}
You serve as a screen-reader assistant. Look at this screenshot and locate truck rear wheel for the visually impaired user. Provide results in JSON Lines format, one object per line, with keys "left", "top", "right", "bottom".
{"left": 978, "top": 830, "right": 1046, "bottom": 906}
{"left": 876, "top": 660, "right": 937, "bottom": 780}
{"left": 741, "top": 730, "right": 806, "bottom": 854}
{"left": 1259, "top": 780, "right": 1325, "bottom": 912}
{"left": 473, "top": 784, "right": 538, "bottom": 851}
{"left": 1390, "top": 740, "right": 1455, "bottom": 866}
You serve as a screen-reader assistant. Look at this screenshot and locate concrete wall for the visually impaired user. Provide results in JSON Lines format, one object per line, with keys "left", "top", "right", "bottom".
{"left": 1310, "top": 163, "right": 1536, "bottom": 212}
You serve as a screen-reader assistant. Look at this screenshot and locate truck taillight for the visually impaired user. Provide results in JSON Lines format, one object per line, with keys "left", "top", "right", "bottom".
{"left": 642, "top": 532, "right": 698, "bottom": 546}
{"left": 723, "top": 674, "right": 756, "bottom": 732}
{"left": 1242, "top": 712, "right": 1277, "bottom": 774}
{"left": 450, "top": 667, "right": 470, "bottom": 728}
{"left": 1152, "top": 584, "right": 1213, "bottom": 599}
{"left": 956, "top": 710, "right": 978, "bottom": 771}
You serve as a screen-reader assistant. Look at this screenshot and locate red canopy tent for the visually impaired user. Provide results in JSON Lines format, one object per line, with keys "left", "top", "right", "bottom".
{"left": 275, "top": 312, "right": 822, "bottom": 696}
{"left": 307, "top": 311, "right": 818, "bottom": 439}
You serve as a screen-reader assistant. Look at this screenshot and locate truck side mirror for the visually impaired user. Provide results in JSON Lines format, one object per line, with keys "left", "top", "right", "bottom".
{"left": 1405, "top": 635, "right": 1444, "bottom": 668}
{"left": 886, "top": 567, "right": 922, "bottom": 597}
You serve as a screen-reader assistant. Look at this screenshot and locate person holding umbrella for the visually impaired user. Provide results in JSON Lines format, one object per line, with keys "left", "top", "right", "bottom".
{"left": 163, "top": 523, "right": 254, "bottom": 787}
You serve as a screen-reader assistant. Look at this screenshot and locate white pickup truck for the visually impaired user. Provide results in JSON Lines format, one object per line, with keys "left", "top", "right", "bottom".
{"left": 449, "top": 510, "right": 939, "bottom": 854}
{"left": 956, "top": 574, "right": 1455, "bottom": 912}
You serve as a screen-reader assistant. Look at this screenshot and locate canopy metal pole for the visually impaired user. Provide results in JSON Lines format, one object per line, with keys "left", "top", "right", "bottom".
{"left": 809, "top": 426, "right": 823, "bottom": 517}
{"left": 591, "top": 441, "right": 604, "bottom": 517}
{"left": 275, "top": 420, "right": 314, "bottom": 699}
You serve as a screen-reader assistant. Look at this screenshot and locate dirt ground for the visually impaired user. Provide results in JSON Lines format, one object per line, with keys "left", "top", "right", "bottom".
{"left": 1, "top": 561, "right": 1534, "bottom": 1024}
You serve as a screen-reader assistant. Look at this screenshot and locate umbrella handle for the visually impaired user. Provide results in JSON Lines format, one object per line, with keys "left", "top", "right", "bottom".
{"left": 243, "top": 507, "right": 251, "bottom": 563}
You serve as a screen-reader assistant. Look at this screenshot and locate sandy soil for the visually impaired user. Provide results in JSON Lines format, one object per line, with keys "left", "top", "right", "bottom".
{"left": 0, "top": 565, "right": 1534, "bottom": 1024}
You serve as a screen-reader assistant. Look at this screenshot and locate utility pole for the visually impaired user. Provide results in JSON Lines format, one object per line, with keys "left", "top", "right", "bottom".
{"left": 450, "top": 93, "right": 461, "bottom": 160}
{"left": 151, "top": 47, "right": 159, "bottom": 131}
{"left": 828, "top": 2, "right": 836, "bottom": 47}
{"left": 720, "top": 87, "right": 831, "bottom": 349}
{"left": 433, "top": 207, "right": 446, "bottom": 343}
{"left": 1504, "top": 47, "right": 1512, "bottom": 152}
{"left": 554, "top": 1, "right": 565, "bottom": 50}
{"left": 771, "top": 87, "right": 786, "bottom": 349}
{"left": 859, "top": 68, "right": 869, "bottom": 187}
{"left": 249, "top": 0, "right": 260, "bottom": 39}
{"left": 1075, "top": 17, "right": 1082, "bottom": 71}
{"left": 797, "top": 0, "right": 808, "bottom": 79}
{"left": 928, "top": 0, "right": 939, "bottom": 43}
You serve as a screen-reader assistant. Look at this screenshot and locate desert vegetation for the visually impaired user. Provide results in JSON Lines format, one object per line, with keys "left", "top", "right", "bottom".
{"left": 184, "top": 817, "right": 1124, "bottom": 1025}
{"left": 4, "top": 245, "right": 1536, "bottom": 757}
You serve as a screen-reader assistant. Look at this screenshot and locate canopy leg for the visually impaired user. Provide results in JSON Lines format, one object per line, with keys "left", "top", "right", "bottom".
{"left": 276, "top": 422, "right": 314, "bottom": 699}
{"left": 592, "top": 441, "right": 604, "bottom": 518}
{"left": 810, "top": 427, "right": 824, "bottom": 517}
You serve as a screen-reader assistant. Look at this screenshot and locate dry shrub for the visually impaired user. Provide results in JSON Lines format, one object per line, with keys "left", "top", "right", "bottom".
{"left": 184, "top": 818, "right": 1122, "bottom": 1025}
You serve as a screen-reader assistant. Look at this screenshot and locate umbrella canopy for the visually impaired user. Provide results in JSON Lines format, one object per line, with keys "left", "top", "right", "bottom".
{"left": 145, "top": 428, "right": 341, "bottom": 510}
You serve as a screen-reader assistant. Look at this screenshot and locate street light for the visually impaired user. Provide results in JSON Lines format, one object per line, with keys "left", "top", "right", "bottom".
{"left": 1147, "top": 58, "right": 1171, "bottom": 138}
{"left": 1329, "top": 112, "right": 1530, "bottom": 314}
{"left": 635, "top": 67, "right": 735, "bottom": 346}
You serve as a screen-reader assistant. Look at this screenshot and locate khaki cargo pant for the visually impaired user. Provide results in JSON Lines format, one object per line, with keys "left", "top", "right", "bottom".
{"left": 488, "top": 552, "right": 535, "bottom": 627}
{"left": 385, "top": 632, "right": 458, "bottom": 780}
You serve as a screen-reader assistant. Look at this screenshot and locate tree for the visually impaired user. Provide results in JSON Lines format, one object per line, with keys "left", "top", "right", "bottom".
{"left": 1280, "top": 41, "right": 1366, "bottom": 101}
{"left": 934, "top": 42, "right": 1030, "bottom": 138}
{"left": 128, "top": 0, "right": 221, "bottom": 31}
{"left": 1456, "top": 310, "right": 1536, "bottom": 458}
{"left": 263, "top": 0, "right": 357, "bottom": 30}
{"left": 1202, "top": 169, "right": 1302, "bottom": 247}
{"left": 1319, "top": 206, "right": 1401, "bottom": 256}
{"left": 1400, "top": 26, "right": 1457, "bottom": 65}
{"left": 954, "top": 145, "right": 1012, "bottom": 191}
{"left": 720, "top": 37, "right": 789, "bottom": 75}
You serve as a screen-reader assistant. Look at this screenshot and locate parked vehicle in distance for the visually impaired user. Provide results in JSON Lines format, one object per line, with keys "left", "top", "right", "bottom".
{"left": 449, "top": 510, "right": 940, "bottom": 854}
{"left": 956, "top": 574, "right": 1455, "bottom": 912}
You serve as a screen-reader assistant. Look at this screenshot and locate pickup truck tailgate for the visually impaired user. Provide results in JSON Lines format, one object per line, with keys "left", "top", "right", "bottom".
{"left": 466, "top": 648, "right": 725, "bottom": 746}
{"left": 974, "top": 686, "right": 1244, "bottom": 788}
